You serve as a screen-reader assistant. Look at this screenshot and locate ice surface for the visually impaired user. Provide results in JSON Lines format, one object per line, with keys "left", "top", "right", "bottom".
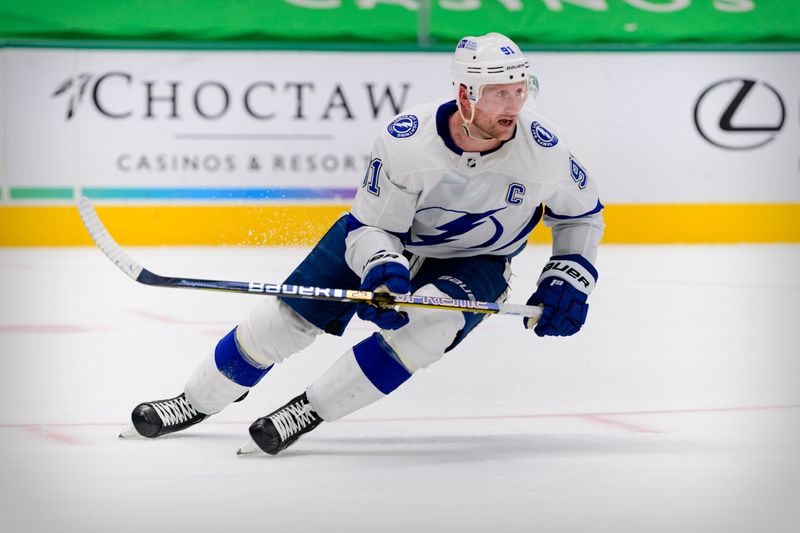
{"left": 0, "top": 244, "right": 798, "bottom": 533}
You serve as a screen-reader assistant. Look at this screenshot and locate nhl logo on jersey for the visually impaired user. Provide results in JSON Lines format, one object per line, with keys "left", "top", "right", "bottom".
{"left": 388, "top": 115, "right": 419, "bottom": 139}
{"left": 531, "top": 121, "right": 559, "bottom": 148}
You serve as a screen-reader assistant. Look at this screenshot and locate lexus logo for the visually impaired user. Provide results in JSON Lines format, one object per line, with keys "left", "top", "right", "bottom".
{"left": 694, "top": 78, "right": 785, "bottom": 150}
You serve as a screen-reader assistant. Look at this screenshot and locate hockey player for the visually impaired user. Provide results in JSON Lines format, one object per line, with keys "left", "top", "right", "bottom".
{"left": 123, "top": 32, "right": 605, "bottom": 455}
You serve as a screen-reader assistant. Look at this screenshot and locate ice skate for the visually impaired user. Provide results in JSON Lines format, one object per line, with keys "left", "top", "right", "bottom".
{"left": 121, "top": 391, "right": 249, "bottom": 438}
{"left": 120, "top": 392, "right": 208, "bottom": 438}
{"left": 238, "top": 392, "right": 322, "bottom": 455}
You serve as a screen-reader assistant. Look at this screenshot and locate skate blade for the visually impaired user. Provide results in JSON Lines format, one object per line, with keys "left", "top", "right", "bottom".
{"left": 236, "top": 437, "right": 265, "bottom": 456}
{"left": 118, "top": 424, "right": 141, "bottom": 439}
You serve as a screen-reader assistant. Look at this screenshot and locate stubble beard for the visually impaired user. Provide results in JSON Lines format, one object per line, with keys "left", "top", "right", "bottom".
{"left": 473, "top": 114, "right": 515, "bottom": 142}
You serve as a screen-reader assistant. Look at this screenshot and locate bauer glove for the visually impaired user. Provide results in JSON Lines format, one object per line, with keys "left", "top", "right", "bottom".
{"left": 524, "top": 254, "right": 597, "bottom": 337}
{"left": 357, "top": 251, "right": 411, "bottom": 330}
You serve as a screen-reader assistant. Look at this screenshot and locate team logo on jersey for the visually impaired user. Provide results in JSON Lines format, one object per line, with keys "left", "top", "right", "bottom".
{"left": 531, "top": 121, "right": 558, "bottom": 148}
{"left": 409, "top": 206, "right": 507, "bottom": 249}
{"left": 388, "top": 115, "right": 419, "bottom": 138}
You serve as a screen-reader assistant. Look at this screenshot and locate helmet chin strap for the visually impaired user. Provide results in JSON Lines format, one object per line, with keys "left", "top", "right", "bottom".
{"left": 456, "top": 99, "right": 496, "bottom": 142}
{"left": 455, "top": 81, "right": 528, "bottom": 144}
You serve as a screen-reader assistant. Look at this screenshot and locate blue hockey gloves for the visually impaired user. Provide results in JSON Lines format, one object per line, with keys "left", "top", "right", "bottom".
{"left": 526, "top": 278, "right": 588, "bottom": 337}
{"left": 357, "top": 251, "right": 411, "bottom": 330}
{"left": 524, "top": 254, "right": 597, "bottom": 337}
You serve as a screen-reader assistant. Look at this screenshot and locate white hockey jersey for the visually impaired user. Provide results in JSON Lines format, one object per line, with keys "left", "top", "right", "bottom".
{"left": 345, "top": 99, "right": 604, "bottom": 277}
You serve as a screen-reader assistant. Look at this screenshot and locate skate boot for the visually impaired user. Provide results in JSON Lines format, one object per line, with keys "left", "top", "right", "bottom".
{"left": 121, "top": 391, "right": 249, "bottom": 438}
{"left": 238, "top": 392, "right": 322, "bottom": 455}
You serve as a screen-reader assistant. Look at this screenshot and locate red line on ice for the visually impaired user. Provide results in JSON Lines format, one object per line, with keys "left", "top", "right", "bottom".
{"left": 577, "top": 414, "right": 660, "bottom": 434}
{"left": 21, "top": 425, "right": 85, "bottom": 446}
{"left": 127, "top": 309, "right": 231, "bottom": 326}
{"left": 341, "top": 403, "right": 800, "bottom": 424}
{"left": 3, "top": 403, "right": 794, "bottom": 432}
{"left": 0, "top": 324, "right": 108, "bottom": 334}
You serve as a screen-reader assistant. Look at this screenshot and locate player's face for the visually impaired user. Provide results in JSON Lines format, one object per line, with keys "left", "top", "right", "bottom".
{"left": 473, "top": 81, "right": 528, "bottom": 140}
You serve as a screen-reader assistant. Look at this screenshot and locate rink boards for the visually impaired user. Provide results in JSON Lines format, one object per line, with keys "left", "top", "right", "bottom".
{"left": 1, "top": 203, "right": 798, "bottom": 245}
{"left": 1, "top": 48, "right": 798, "bottom": 244}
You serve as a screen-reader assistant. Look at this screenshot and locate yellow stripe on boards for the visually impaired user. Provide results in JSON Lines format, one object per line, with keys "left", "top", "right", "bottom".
{"left": 601, "top": 203, "right": 800, "bottom": 244}
{"left": 0, "top": 205, "right": 350, "bottom": 246}
{"left": 0, "top": 203, "right": 798, "bottom": 246}
{"left": 531, "top": 204, "right": 800, "bottom": 244}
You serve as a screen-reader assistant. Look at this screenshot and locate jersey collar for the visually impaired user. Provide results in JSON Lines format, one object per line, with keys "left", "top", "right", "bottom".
{"left": 435, "top": 100, "right": 514, "bottom": 157}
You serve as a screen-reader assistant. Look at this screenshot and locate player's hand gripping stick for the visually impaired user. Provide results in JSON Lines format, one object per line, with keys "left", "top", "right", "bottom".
{"left": 356, "top": 251, "right": 411, "bottom": 330}
{"left": 524, "top": 254, "right": 597, "bottom": 337}
{"left": 77, "top": 197, "right": 542, "bottom": 321}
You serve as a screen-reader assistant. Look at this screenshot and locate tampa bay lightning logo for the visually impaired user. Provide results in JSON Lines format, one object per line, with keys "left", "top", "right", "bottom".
{"left": 531, "top": 121, "right": 558, "bottom": 148}
{"left": 388, "top": 115, "right": 419, "bottom": 138}
{"left": 409, "top": 206, "right": 507, "bottom": 249}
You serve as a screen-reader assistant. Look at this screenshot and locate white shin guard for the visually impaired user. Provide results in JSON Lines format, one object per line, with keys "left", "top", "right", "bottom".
{"left": 236, "top": 297, "right": 322, "bottom": 367}
{"left": 184, "top": 349, "right": 250, "bottom": 415}
{"left": 185, "top": 298, "right": 321, "bottom": 415}
{"left": 307, "top": 284, "right": 465, "bottom": 421}
{"left": 306, "top": 347, "right": 384, "bottom": 422}
{"left": 382, "top": 284, "right": 465, "bottom": 372}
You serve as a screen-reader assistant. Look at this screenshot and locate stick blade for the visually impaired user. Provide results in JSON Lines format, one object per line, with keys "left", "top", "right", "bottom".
{"left": 77, "top": 197, "right": 144, "bottom": 281}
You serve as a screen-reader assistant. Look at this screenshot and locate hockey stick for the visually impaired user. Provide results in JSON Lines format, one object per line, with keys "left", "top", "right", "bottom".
{"left": 77, "top": 197, "right": 542, "bottom": 319}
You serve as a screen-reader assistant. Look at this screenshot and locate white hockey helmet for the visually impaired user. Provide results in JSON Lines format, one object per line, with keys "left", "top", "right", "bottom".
{"left": 451, "top": 32, "right": 536, "bottom": 105}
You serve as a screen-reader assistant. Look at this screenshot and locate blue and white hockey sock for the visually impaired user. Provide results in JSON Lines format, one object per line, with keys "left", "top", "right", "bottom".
{"left": 185, "top": 327, "right": 272, "bottom": 415}
{"left": 307, "top": 333, "right": 412, "bottom": 421}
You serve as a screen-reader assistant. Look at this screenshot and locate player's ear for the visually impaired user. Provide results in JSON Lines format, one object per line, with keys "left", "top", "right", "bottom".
{"left": 457, "top": 84, "right": 470, "bottom": 106}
